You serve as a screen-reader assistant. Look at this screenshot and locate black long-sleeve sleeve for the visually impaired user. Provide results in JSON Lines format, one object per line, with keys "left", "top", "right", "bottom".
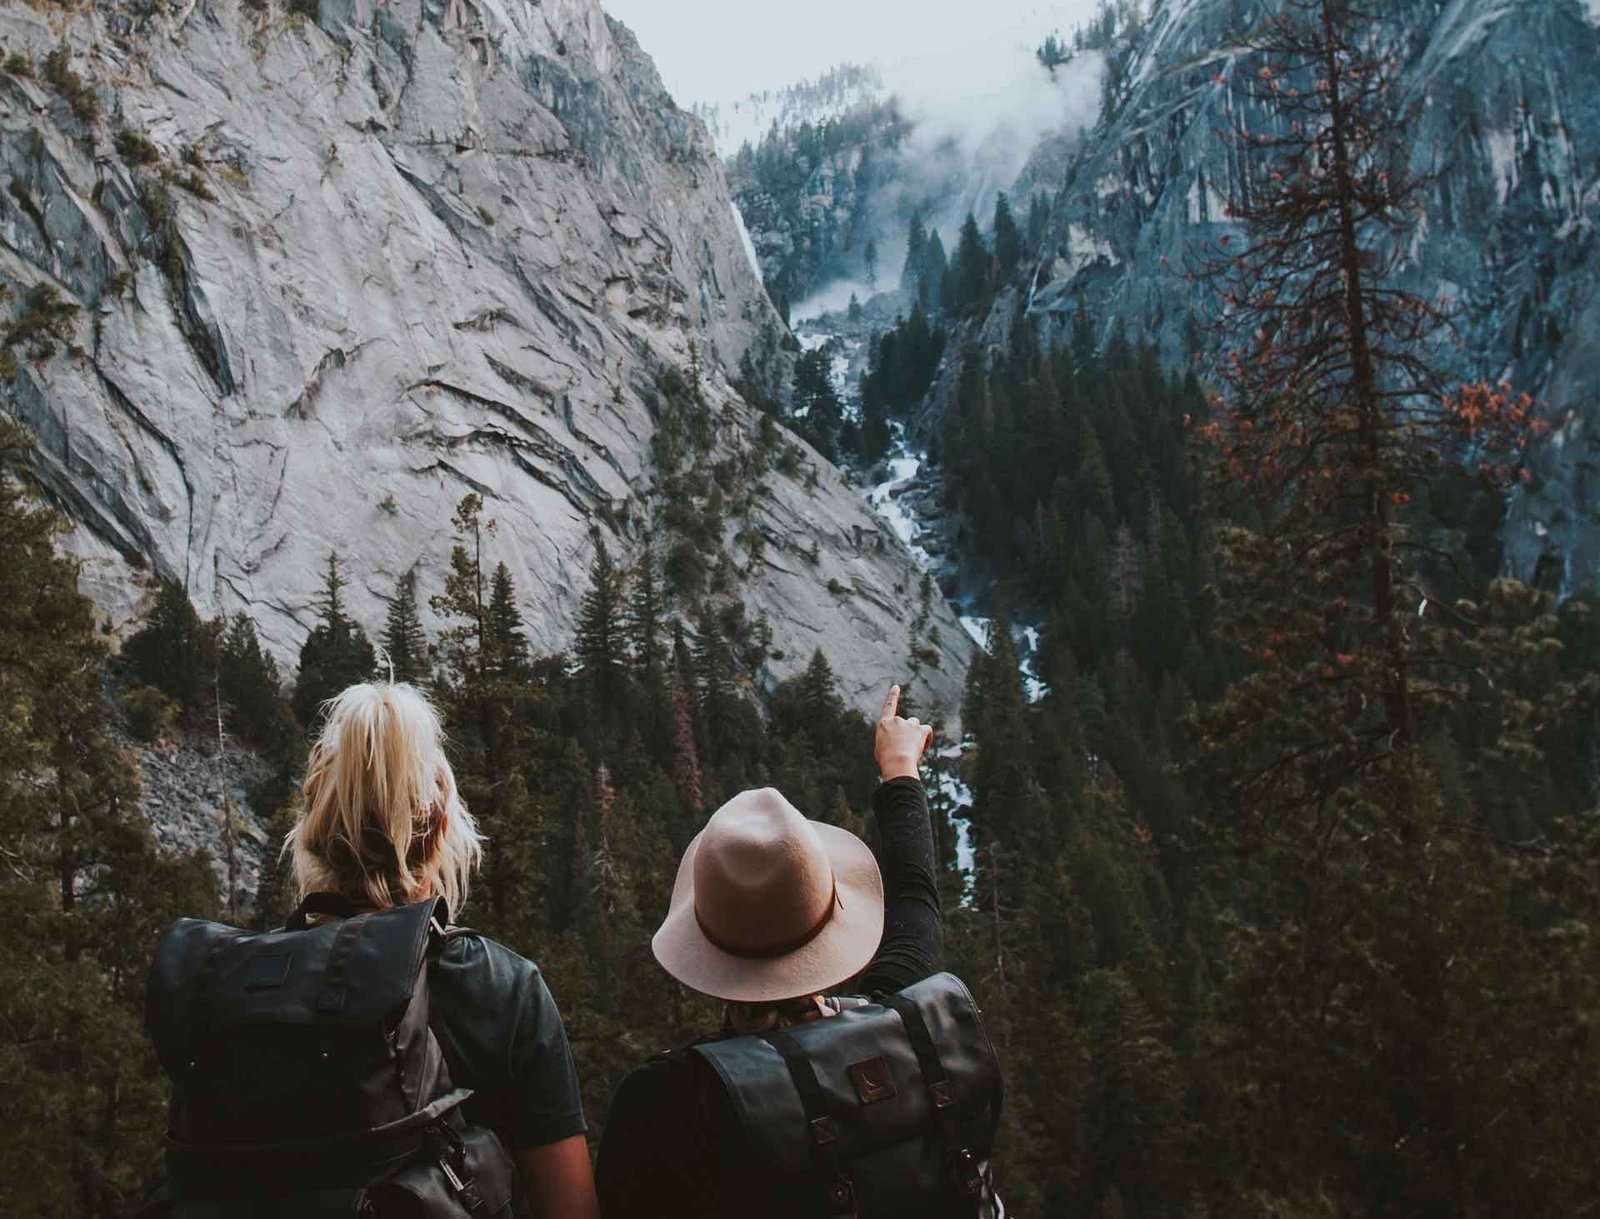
{"left": 853, "top": 776, "right": 944, "bottom": 996}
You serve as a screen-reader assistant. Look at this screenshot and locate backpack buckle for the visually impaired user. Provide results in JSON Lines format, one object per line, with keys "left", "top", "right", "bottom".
{"left": 810, "top": 1116, "right": 838, "bottom": 1146}
{"left": 951, "top": 1148, "right": 984, "bottom": 1198}
{"left": 439, "top": 1157, "right": 466, "bottom": 1193}
{"left": 825, "top": 1174, "right": 857, "bottom": 1217}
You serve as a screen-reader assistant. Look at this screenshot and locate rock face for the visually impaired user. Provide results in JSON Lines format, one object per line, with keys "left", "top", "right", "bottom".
{"left": 136, "top": 735, "right": 274, "bottom": 910}
{"left": 0, "top": 0, "right": 970, "bottom": 718}
{"left": 1018, "top": 0, "right": 1600, "bottom": 591}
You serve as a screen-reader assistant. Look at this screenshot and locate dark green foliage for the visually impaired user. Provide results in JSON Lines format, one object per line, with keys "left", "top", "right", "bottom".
{"left": 628, "top": 545, "right": 666, "bottom": 683}
{"left": 1, "top": 282, "right": 80, "bottom": 375}
{"left": 0, "top": 420, "right": 217, "bottom": 1217}
{"left": 900, "top": 213, "right": 953, "bottom": 315}
{"left": 575, "top": 539, "right": 628, "bottom": 729}
{"left": 920, "top": 231, "right": 948, "bottom": 314}
{"left": 487, "top": 563, "right": 530, "bottom": 680}
{"left": 933, "top": 4, "right": 1600, "bottom": 1213}
{"left": 114, "top": 127, "right": 160, "bottom": 167}
{"left": 948, "top": 213, "right": 989, "bottom": 316}
{"left": 123, "top": 577, "right": 218, "bottom": 718}
{"left": 1026, "top": 195, "right": 1050, "bottom": 253}
{"left": 991, "top": 193, "right": 1021, "bottom": 281}
{"left": 381, "top": 567, "right": 429, "bottom": 685}
{"left": 733, "top": 320, "right": 787, "bottom": 415}
{"left": 122, "top": 584, "right": 290, "bottom": 760}
{"left": 218, "top": 614, "right": 293, "bottom": 754}
{"left": 860, "top": 305, "right": 946, "bottom": 461}
{"left": 789, "top": 346, "right": 850, "bottom": 461}
{"left": 901, "top": 211, "right": 927, "bottom": 294}
{"left": 291, "top": 552, "right": 376, "bottom": 727}
{"left": 1037, "top": 31, "right": 1072, "bottom": 70}
{"left": 41, "top": 41, "right": 99, "bottom": 123}
{"left": 122, "top": 685, "right": 180, "bottom": 743}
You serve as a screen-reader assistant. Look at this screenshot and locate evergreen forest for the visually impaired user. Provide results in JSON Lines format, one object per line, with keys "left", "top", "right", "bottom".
{"left": 3, "top": 1, "right": 1598, "bottom": 1217}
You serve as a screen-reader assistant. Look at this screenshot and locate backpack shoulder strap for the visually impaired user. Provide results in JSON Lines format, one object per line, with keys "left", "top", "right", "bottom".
{"left": 764, "top": 1027, "right": 858, "bottom": 1219}
{"left": 286, "top": 891, "right": 368, "bottom": 929}
{"left": 879, "top": 992, "right": 985, "bottom": 1204}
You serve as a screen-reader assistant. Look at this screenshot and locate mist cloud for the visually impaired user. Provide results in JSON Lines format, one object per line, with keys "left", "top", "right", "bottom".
{"left": 790, "top": 39, "right": 1105, "bottom": 318}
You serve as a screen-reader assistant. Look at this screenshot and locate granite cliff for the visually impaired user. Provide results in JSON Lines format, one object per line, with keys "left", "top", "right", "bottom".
{"left": 1018, "top": 0, "right": 1600, "bottom": 590}
{"left": 0, "top": 0, "right": 970, "bottom": 717}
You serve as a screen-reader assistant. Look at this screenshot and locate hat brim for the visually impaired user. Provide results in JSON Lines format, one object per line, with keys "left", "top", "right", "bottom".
{"left": 652, "top": 820, "right": 885, "bottom": 1004}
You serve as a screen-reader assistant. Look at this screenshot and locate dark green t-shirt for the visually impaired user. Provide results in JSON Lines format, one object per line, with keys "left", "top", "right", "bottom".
{"left": 428, "top": 932, "right": 587, "bottom": 1150}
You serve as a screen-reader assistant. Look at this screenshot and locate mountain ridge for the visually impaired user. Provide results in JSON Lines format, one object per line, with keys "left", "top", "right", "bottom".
{"left": 0, "top": 0, "right": 972, "bottom": 719}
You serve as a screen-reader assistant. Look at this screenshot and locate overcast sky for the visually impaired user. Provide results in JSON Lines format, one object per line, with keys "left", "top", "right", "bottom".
{"left": 601, "top": 1, "right": 1105, "bottom": 109}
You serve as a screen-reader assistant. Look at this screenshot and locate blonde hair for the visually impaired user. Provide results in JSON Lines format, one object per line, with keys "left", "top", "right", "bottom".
{"left": 287, "top": 683, "right": 482, "bottom": 917}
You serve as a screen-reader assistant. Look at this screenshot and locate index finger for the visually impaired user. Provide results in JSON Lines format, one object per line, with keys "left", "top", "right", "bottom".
{"left": 880, "top": 683, "right": 901, "bottom": 722}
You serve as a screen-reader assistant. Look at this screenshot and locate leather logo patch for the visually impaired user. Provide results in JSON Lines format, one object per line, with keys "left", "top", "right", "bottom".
{"left": 243, "top": 953, "right": 291, "bottom": 990}
{"left": 848, "top": 1055, "right": 897, "bottom": 1104}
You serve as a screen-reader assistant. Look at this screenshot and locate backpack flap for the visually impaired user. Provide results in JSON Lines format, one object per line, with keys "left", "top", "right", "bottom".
{"left": 691, "top": 972, "right": 1002, "bottom": 1217}
{"left": 148, "top": 899, "right": 442, "bottom": 1052}
{"left": 146, "top": 898, "right": 453, "bottom": 1154}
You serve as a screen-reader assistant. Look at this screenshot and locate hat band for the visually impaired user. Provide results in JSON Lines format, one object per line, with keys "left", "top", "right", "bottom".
{"left": 695, "top": 882, "right": 839, "bottom": 960}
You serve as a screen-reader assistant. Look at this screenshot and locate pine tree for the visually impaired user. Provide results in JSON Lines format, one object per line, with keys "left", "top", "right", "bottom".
{"left": 432, "top": 495, "right": 489, "bottom": 699}
{"left": 431, "top": 494, "right": 520, "bottom": 783}
{"left": 0, "top": 420, "right": 217, "bottom": 1215}
{"left": 791, "top": 347, "right": 845, "bottom": 461}
{"left": 864, "top": 238, "right": 879, "bottom": 289}
{"left": 964, "top": 608, "right": 1036, "bottom": 852}
{"left": 575, "top": 536, "right": 628, "bottom": 709}
{"left": 900, "top": 210, "right": 927, "bottom": 294}
{"left": 1187, "top": 4, "right": 1599, "bottom": 1209}
{"left": 123, "top": 577, "right": 216, "bottom": 720}
{"left": 950, "top": 212, "right": 988, "bottom": 315}
{"left": 992, "top": 192, "right": 1022, "bottom": 279}
{"left": 487, "top": 562, "right": 530, "bottom": 680}
{"left": 922, "top": 231, "right": 949, "bottom": 313}
{"left": 693, "top": 606, "right": 741, "bottom": 763}
{"left": 628, "top": 544, "right": 666, "bottom": 684}
{"left": 218, "top": 613, "right": 292, "bottom": 755}
{"left": 670, "top": 661, "right": 703, "bottom": 817}
{"left": 291, "top": 551, "right": 377, "bottom": 727}
{"left": 382, "top": 566, "right": 429, "bottom": 685}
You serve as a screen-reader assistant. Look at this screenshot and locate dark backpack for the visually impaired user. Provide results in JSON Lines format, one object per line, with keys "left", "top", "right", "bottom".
{"left": 143, "top": 894, "right": 517, "bottom": 1218}
{"left": 690, "top": 971, "right": 1004, "bottom": 1219}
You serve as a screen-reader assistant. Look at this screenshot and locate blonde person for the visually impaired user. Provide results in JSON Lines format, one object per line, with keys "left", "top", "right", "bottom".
{"left": 147, "top": 682, "right": 599, "bottom": 1219}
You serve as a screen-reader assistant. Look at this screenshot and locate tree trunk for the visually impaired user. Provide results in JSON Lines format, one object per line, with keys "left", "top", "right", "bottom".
{"left": 1320, "top": 0, "right": 1413, "bottom": 748}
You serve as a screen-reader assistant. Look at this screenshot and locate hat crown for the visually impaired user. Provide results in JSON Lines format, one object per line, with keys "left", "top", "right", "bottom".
{"left": 692, "top": 790, "right": 836, "bottom": 958}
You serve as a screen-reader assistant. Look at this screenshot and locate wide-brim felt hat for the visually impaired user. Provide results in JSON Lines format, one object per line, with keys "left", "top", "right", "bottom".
{"left": 652, "top": 787, "right": 884, "bottom": 1004}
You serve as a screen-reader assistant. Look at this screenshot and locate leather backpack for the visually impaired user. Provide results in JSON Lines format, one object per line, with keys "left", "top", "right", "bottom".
{"left": 690, "top": 971, "right": 1005, "bottom": 1219}
{"left": 143, "top": 894, "right": 517, "bottom": 1218}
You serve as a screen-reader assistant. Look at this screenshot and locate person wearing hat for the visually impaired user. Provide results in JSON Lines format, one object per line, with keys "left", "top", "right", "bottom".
{"left": 595, "top": 683, "right": 944, "bottom": 1217}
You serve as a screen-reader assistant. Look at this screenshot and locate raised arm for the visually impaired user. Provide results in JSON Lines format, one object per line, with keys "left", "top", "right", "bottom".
{"left": 856, "top": 685, "right": 944, "bottom": 995}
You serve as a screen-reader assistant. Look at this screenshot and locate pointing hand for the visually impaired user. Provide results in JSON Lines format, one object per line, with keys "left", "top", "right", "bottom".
{"left": 876, "top": 684, "right": 934, "bottom": 782}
